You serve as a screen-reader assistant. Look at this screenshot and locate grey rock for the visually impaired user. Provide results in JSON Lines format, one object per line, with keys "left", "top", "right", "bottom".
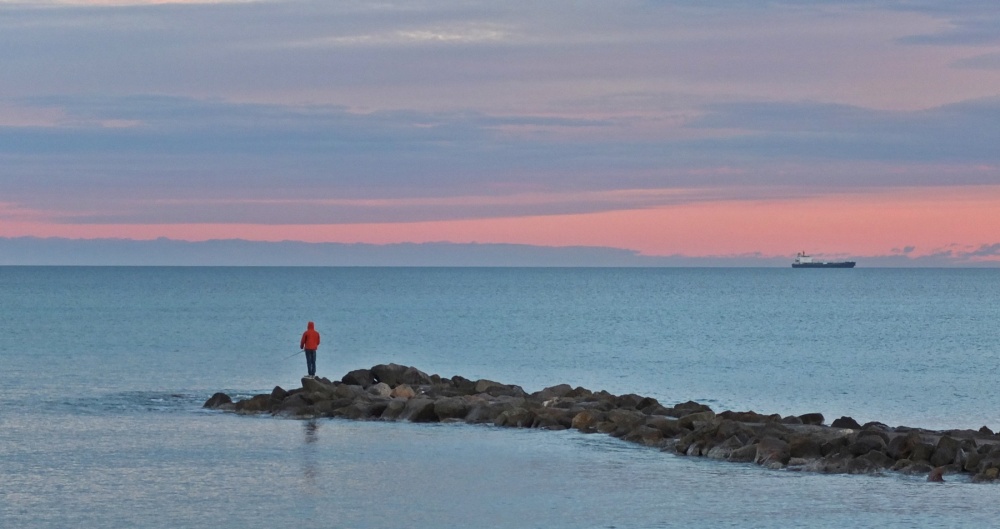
{"left": 342, "top": 369, "right": 375, "bottom": 388}
{"left": 495, "top": 407, "right": 535, "bottom": 428}
{"left": 706, "top": 436, "right": 745, "bottom": 460}
{"left": 533, "top": 384, "right": 574, "bottom": 401}
{"left": 931, "top": 436, "right": 961, "bottom": 468}
{"left": 367, "top": 382, "right": 392, "bottom": 398}
{"left": 831, "top": 416, "right": 862, "bottom": 429}
{"left": 678, "top": 410, "right": 716, "bottom": 430}
{"left": 755, "top": 437, "right": 791, "bottom": 466}
{"left": 380, "top": 399, "right": 407, "bottom": 421}
{"left": 789, "top": 436, "right": 823, "bottom": 459}
{"left": 371, "top": 363, "right": 407, "bottom": 387}
{"left": 532, "top": 408, "right": 573, "bottom": 430}
{"left": 234, "top": 394, "right": 273, "bottom": 414}
{"left": 434, "top": 396, "right": 471, "bottom": 421}
{"left": 474, "top": 379, "right": 506, "bottom": 394}
{"left": 400, "top": 398, "right": 438, "bottom": 423}
{"left": 728, "top": 444, "right": 759, "bottom": 463}
{"left": 798, "top": 413, "right": 825, "bottom": 426}
{"left": 571, "top": 409, "right": 605, "bottom": 433}
{"left": 203, "top": 392, "right": 232, "bottom": 408}
{"left": 670, "top": 401, "right": 712, "bottom": 417}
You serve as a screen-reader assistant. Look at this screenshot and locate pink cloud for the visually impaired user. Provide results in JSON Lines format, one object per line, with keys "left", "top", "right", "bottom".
{"left": 3, "top": 185, "right": 998, "bottom": 259}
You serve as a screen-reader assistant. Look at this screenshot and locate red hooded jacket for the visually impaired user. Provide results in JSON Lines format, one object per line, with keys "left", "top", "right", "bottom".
{"left": 300, "top": 321, "right": 320, "bottom": 350}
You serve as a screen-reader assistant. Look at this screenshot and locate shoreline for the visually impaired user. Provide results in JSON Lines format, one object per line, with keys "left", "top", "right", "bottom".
{"left": 203, "top": 363, "right": 1000, "bottom": 483}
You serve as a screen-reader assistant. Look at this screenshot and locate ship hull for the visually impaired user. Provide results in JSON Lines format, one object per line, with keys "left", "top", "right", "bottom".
{"left": 792, "top": 262, "right": 856, "bottom": 268}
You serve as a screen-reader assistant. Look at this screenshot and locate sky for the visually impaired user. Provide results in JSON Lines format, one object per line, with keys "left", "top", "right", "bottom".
{"left": 2, "top": 0, "right": 1000, "bottom": 264}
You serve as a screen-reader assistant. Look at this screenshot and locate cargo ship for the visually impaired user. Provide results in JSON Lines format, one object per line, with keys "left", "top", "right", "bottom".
{"left": 791, "top": 252, "right": 855, "bottom": 268}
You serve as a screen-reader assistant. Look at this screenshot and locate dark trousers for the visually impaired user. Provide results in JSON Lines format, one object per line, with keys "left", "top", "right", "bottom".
{"left": 304, "top": 349, "right": 317, "bottom": 376}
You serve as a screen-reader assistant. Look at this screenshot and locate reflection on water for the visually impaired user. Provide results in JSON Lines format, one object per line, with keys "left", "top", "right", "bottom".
{"left": 301, "top": 420, "right": 320, "bottom": 490}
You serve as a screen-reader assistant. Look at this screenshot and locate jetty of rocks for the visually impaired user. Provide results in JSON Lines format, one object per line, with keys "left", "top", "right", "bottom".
{"left": 204, "top": 363, "right": 1000, "bottom": 483}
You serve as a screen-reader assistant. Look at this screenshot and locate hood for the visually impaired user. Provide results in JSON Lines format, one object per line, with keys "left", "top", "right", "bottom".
{"left": 307, "top": 321, "right": 315, "bottom": 330}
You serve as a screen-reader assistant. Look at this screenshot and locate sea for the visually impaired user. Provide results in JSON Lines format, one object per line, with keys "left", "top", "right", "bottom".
{"left": 2, "top": 266, "right": 1000, "bottom": 528}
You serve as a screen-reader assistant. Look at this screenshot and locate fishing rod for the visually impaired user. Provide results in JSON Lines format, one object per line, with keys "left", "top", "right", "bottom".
{"left": 283, "top": 350, "right": 304, "bottom": 360}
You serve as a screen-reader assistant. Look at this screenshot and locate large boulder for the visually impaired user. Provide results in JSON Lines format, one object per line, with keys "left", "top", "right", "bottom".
{"left": 706, "top": 436, "right": 746, "bottom": 460}
{"left": 846, "top": 456, "right": 883, "bottom": 475}
{"left": 886, "top": 431, "right": 924, "bottom": 460}
{"left": 367, "top": 382, "right": 392, "bottom": 398}
{"left": 716, "top": 420, "right": 755, "bottom": 445}
{"left": 909, "top": 441, "right": 935, "bottom": 463}
{"left": 496, "top": 386, "right": 529, "bottom": 398}
{"left": 964, "top": 450, "right": 984, "bottom": 472}
{"left": 533, "top": 383, "right": 574, "bottom": 401}
{"left": 434, "top": 397, "right": 471, "bottom": 421}
{"left": 973, "top": 467, "right": 1000, "bottom": 483}
{"left": 331, "top": 384, "right": 367, "bottom": 401}
{"left": 755, "top": 437, "right": 790, "bottom": 466}
{"left": 607, "top": 409, "right": 646, "bottom": 437}
{"left": 335, "top": 399, "right": 388, "bottom": 420}
{"left": 465, "top": 399, "right": 511, "bottom": 424}
{"left": 399, "top": 366, "right": 432, "bottom": 386}
{"left": 532, "top": 408, "right": 574, "bottom": 430}
{"left": 728, "top": 444, "right": 759, "bottom": 463}
{"left": 571, "top": 409, "right": 604, "bottom": 433}
{"left": 798, "top": 413, "right": 825, "bottom": 426}
{"left": 623, "top": 425, "right": 664, "bottom": 447}
{"left": 803, "top": 454, "right": 853, "bottom": 474}
{"left": 931, "top": 436, "right": 962, "bottom": 467}
{"left": 669, "top": 401, "right": 712, "bottom": 417}
{"left": 678, "top": 410, "right": 716, "bottom": 430}
{"left": 495, "top": 407, "right": 535, "bottom": 428}
{"left": 860, "top": 450, "right": 895, "bottom": 470}
{"left": 646, "top": 416, "right": 684, "bottom": 437}
{"left": 380, "top": 399, "right": 407, "bottom": 421}
{"left": 390, "top": 384, "right": 416, "bottom": 399}
{"left": 203, "top": 392, "right": 232, "bottom": 408}
{"left": 450, "top": 376, "right": 477, "bottom": 395}
{"left": 370, "top": 363, "right": 408, "bottom": 387}
{"left": 820, "top": 436, "right": 850, "bottom": 457}
{"left": 399, "top": 398, "right": 438, "bottom": 422}
{"left": 848, "top": 434, "right": 886, "bottom": 456}
{"left": 342, "top": 369, "right": 375, "bottom": 387}
{"left": 676, "top": 422, "right": 721, "bottom": 456}
{"left": 302, "top": 377, "right": 337, "bottom": 397}
{"left": 641, "top": 403, "right": 673, "bottom": 416}
{"left": 831, "top": 416, "right": 862, "bottom": 429}
{"left": 896, "top": 461, "right": 934, "bottom": 475}
{"left": 788, "top": 436, "right": 823, "bottom": 459}
{"left": 719, "top": 410, "right": 779, "bottom": 423}
{"left": 274, "top": 393, "right": 312, "bottom": 416}
{"left": 474, "top": 379, "right": 506, "bottom": 394}
{"left": 234, "top": 394, "right": 273, "bottom": 414}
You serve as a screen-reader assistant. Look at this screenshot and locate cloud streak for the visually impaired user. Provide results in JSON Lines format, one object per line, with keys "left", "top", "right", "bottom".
{"left": 3, "top": 95, "right": 999, "bottom": 222}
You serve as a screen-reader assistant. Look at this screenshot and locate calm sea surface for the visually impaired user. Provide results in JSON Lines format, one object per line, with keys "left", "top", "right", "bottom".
{"left": 2, "top": 267, "right": 1000, "bottom": 528}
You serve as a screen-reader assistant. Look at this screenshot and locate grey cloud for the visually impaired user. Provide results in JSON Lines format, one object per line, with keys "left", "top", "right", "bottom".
{"left": 687, "top": 99, "right": 1000, "bottom": 166}
{"left": 0, "top": 0, "right": 975, "bottom": 102}
{"left": 897, "top": 16, "right": 1000, "bottom": 45}
{"left": 954, "top": 53, "right": 1000, "bottom": 70}
{"left": 966, "top": 243, "right": 1000, "bottom": 258}
{"left": 3, "top": 94, "right": 1000, "bottom": 224}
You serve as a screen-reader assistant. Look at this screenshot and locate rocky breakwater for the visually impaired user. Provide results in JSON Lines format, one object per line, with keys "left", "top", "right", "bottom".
{"left": 204, "top": 363, "right": 1000, "bottom": 483}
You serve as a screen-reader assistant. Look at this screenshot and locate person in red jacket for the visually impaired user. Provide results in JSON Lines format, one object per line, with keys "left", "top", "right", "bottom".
{"left": 300, "top": 321, "right": 321, "bottom": 378}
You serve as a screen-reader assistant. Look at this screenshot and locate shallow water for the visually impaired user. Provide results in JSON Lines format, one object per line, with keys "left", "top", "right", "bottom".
{"left": 2, "top": 267, "right": 1000, "bottom": 528}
